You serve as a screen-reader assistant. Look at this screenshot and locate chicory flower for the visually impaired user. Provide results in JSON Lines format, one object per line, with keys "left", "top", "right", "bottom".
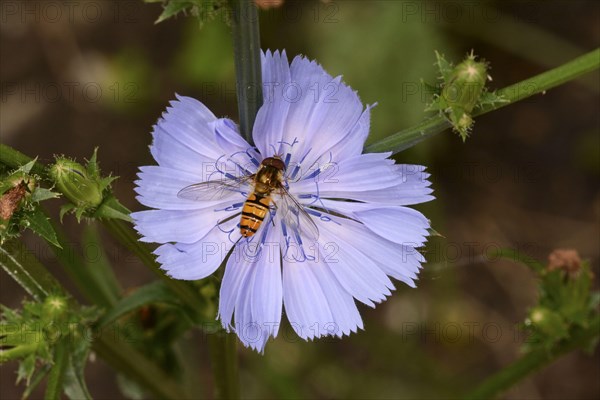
{"left": 133, "top": 50, "right": 434, "bottom": 352}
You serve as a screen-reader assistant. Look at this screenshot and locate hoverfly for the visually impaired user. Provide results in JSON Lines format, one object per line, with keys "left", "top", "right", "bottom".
{"left": 177, "top": 156, "right": 319, "bottom": 241}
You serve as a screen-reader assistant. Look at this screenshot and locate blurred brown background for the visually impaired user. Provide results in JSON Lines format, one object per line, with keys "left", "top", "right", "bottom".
{"left": 1, "top": 0, "right": 599, "bottom": 399}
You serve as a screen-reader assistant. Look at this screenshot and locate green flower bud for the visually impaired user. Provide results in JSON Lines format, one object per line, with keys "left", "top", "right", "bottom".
{"left": 50, "top": 158, "right": 103, "bottom": 209}
{"left": 529, "top": 306, "right": 569, "bottom": 339}
{"left": 42, "top": 295, "right": 68, "bottom": 320}
{"left": 442, "top": 54, "right": 488, "bottom": 114}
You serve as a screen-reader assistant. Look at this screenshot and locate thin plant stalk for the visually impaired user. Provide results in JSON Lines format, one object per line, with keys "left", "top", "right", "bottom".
{"left": 209, "top": 333, "right": 240, "bottom": 400}
{"left": 365, "top": 48, "right": 600, "bottom": 154}
{"left": 229, "top": 0, "right": 263, "bottom": 144}
{"left": 464, "top": 315, "right": 600, "bottom": 399}
{"left": 203, "top": 0, "right": 265, "bottom": 397}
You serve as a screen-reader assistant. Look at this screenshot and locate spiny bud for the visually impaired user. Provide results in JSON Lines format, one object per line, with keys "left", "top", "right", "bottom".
{"left": 442, "top": 52, "right": 488, "bottom": 114}
{"left": 49, "top": 158, "right": 103, "bottom": 209}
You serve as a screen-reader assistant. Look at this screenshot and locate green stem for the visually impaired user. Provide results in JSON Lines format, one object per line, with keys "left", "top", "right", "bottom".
{"left": 0, "top": 144, "right": 46, "bottom": 175}
{"left": 464, "top": 315, "right": 600, "bottom": 400}
{"left": 207, "top": 0, "right": 260, "bottom": 395}
{"left": 208, "top": 333, "right": 240, "bottom": 400}
{"left": 488, "top": 248, "right": 545, "bottom": 274}
{"left": 0, "top": 242, "right": 64, "bottom": 301}
{"left": 365, "top": 48, "right": 600, "bottom": 154}
{"left": 44, "top": 340, "right": 68, "bottom": 400}
{"left": 229, "top": 0, "right": 263, "bottom": 144}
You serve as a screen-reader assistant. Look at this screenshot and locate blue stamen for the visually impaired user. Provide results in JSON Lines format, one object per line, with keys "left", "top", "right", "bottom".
{"left": 284, "top": 152, "right": 292, "bottom": 168}
{"left": 303, "top": 168, "right": 321, "bottom": 180}
{"left": 246, "top": 149, "right": 260, "bottom": 167}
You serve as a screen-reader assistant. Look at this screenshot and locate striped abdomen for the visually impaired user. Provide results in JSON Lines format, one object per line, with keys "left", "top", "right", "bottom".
{"left": 240, "top": 192, "right": 271, "bottom": 237}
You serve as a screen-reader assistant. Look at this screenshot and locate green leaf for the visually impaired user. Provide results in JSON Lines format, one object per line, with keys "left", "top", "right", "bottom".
{"left": 148, "top": 0, "right": 228, "bottom": 25}
{"left": 17, "top": 353, "right": 37, "bottom": 384}
{"left": 0, "top": 324, "right": 35, "bottom": 347}
{"left": 18, "top": 159, "right": 37, "bottom": 175}
{"left": 98, "top": 175, "right": 118, "bottom": 193}
{"left": 59, "top": 204, "right": 76, "bottom": 222}
{"left": 31, "top": 188, "right": 59, "bottom": 202}
{"left": 155, "top": 1, "right": 195, "bottom": 23}
{"left": 86, "top": 147, "right": 100, "bottom": 178}
{"left": 22, "top": 365, "right": 51, "bottom": 399}
{"left": 94, "top": 195, "right": 132, "bottom": 222}
{"left": 434, "top": 51, "right": 453, "bottom": 82}
{"left": 21, "top": 207, "right": 61, "bottom": 248}
{"left": 1, "top": 343, "right": 39, "bottom": 364}
{"left": 63, "top": 338, "right": 94, "bottom": 400}
{"left": 82, "top": 225, "right": 122, "bottom": 307}
{"left": 98, "top": 281, "right": 178, "bottom": 328}
{"left": 478, "top": 90, "right": 509, "bottom": 108}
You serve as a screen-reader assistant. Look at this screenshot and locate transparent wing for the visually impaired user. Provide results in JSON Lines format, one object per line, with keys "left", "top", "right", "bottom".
{"left": 177, "top": 175, "right": 254, "bottom": 201}
{"left": 277, "top": 186, "right": 319, "bottom": 242}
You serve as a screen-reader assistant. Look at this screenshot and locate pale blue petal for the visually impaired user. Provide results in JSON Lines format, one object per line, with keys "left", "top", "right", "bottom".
{"left": 293, "top": 153, "right": 433, "bottom": 206}
{"left": 354, "top": 206, "right": 430, "bottom": 247}
{"left": 284, "top": 57, "right": 365, "bottom": 171}
{"left": 315, "top": 201, "right": 429, "bottom": 247}
{"left": 134, "top": 166, "right": 243, "bottom": 210}
{"left": 317, "top": 220, "right": 394, "bottom": 307}
{"left": 152, "top": 95, "right": 222, "bottom": 162}
{"left": 131, "top": 201, "right": 239, "bottom": 244}
{"left": 153, "top": 218, "right": 240, "bottom": 280}
{"left": 249, "top": 233, "right": 282, "bottom": 350}
{"left": 217, "top": 228, "right": 264, "bottom": 333}
{"left": 293, "top": 152, "right": 397, "bottom": 193}
{"left": 212, "top": 118, "right": 261, "bottom": 174}
{"left": 218, "top": 245, "right": 247, "bottom": 331}
{"left": 234, "top": 266, "right": 257, "bottom": 347}
{"left": 158, "top": 119, "right": 223, "bottom": 160}
{"left": 167, "top": 94, "right": 217, "bottom": 127}
{"left": 213, "top": 118, "right": 254, "bottom": 154}
{"left": 282, "top": 254, "right": 335, "bottom": 340}
{"left": 309, "top": 256, "right": 364, "bottom": 336}
{"left": 276, "top": 57, "right": 348, "bottom": 165}
{"left": 253, "top": 50, "right": 291, "bottom": 157}
{"left": 315, "top": 212, "right": 425, "bottom": 288}
{"left": 328, "top": 104, "right": 374, "bottom": 161}
{"left": 162, "top": 95, "right": 226, "bottom": 160}
{"left": 228, "top": 226, "right": 283, "bottom": 352}
{"left": 150, "top": 124, "right": 215, "bottom": 173}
